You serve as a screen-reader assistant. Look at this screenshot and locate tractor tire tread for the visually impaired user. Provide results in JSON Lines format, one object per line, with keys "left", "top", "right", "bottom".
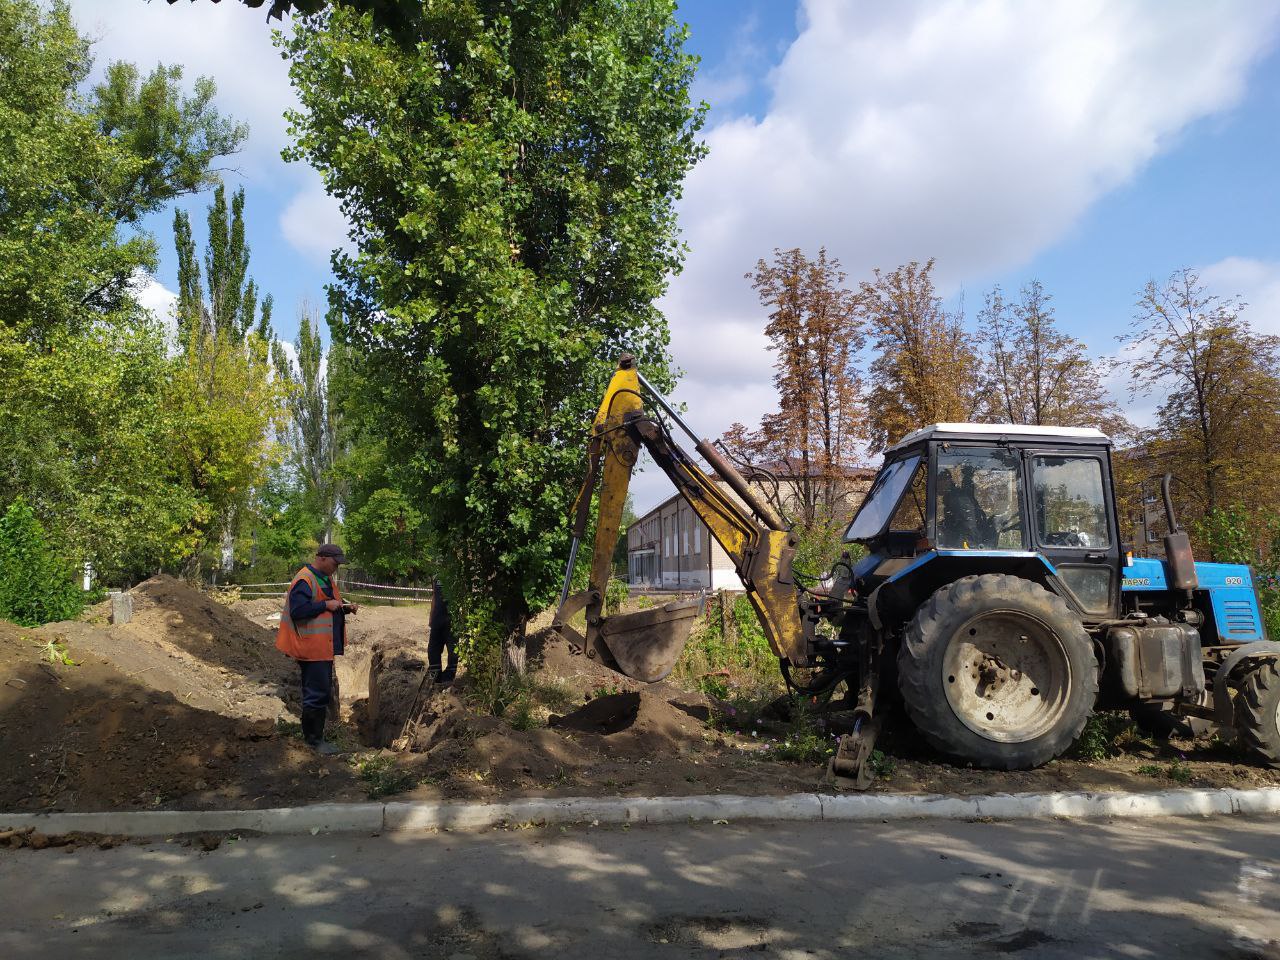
{"left": 897, "top": 574, "right": 1099, "bottom": 770}
{"left": 1236, "top": 659, "right": 1280, "bottom": 767}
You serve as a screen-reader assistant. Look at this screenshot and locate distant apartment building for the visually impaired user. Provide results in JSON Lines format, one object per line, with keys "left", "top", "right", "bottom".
{"left": 626, "top": 463, "right": 875, "bottom": 590}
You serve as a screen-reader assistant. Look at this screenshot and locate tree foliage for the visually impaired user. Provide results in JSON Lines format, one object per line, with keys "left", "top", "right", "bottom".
{"left": 860, "top": 259, "right": 981, "bottom": 450}
{"left": 0, "top": 0, "right": 252, "bottom": 592}
{"left": 281, "top": 1, "right": 705, "bottom": 660}
{"left": 0, "top": 498, "right": 84, "bottom": 626}
{"left": 274, "top": 303, "right": 344, "bottom": 543}
{"left": 169, "top": 188, "right": 282, "bottom": 576}
{"left": 0, "top": 0, "right": 243, "bottom": 344}
{"left": 725, "top": 247, "right": 865, "bottom": 531}
{"left": 1121, "top": 268, "right": 1280, "bottom": 538}
{"left": 174, "top": 185, "right": 273, "bottom": 341}
{"left": 978, "top": 280, "right": 1129, "bottom": 435}
{"left": 0, "top": 318, "right": 202, "bottom": 580}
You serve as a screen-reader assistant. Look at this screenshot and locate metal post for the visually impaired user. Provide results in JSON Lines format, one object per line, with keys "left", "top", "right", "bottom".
{"left": 558, "top": 535, "right": 581, "bottom": 609}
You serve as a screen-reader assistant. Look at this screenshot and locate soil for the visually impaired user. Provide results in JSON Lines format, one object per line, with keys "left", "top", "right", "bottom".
{"left": 2, "top": 578, "right": 1278, "bottom": 814}
{"left": 0, "top": 617, "right": 362, "bottom": 812}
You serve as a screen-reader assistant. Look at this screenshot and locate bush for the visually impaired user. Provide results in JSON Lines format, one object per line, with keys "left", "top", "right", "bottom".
{"left": 0, "top": 498, "right": 84, "bottom": 626}
{"left": 605, "top": 575, "right": 630, "bottom": 615}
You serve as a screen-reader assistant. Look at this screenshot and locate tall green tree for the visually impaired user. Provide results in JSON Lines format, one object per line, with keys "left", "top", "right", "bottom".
{"left": 281, "top": 1, "right": 705, "bottom": 668}
{"left": 274, "top": 303, "right": 344, "bottom": 543}
{"left": 173, "top": 185, "right": 273, "bottom": 341}
{"left": 169, "top": 188, "right": 282, "bottom": 576}
{"left": 0, "top": 0, "right": 246, "bottom": 586}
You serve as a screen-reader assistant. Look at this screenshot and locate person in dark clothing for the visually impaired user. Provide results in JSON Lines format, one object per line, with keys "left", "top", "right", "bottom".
{"left": 275, "top": 544, "right": 358, "bottom": 755}
{"left": 427, "top": 577, "right": 457, "bottom": 683}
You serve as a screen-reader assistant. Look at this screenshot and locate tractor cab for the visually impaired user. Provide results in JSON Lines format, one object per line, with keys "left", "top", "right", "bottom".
{"left": 844, "top": 423, "right": 1120, "bottom": 622}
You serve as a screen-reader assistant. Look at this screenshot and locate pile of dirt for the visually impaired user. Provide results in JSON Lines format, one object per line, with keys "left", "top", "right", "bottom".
{"left": 0, "top": 620, "right": 361, "bottom": 812}
{"left": 123, "top": 575, "right": 274, "bottom": 674}
{"left": 549, "top": 690, "right": 709, "bottom": 756}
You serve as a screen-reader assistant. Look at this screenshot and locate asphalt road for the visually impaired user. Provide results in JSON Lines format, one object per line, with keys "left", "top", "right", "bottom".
{"left": 2, "top": 815, "right": 1279, "bottom": 959}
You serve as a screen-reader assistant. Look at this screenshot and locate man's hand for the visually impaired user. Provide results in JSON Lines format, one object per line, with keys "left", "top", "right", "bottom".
{"left": 345, "top": 602, "right": 360, "bottom": 615}
{"left": 324, "top": 599, "right": 343, "bottom": 612}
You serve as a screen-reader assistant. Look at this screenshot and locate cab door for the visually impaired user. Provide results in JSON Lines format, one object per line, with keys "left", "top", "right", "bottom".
{"left": 1025, "top": 449, "right": 1120, "bottom": 619}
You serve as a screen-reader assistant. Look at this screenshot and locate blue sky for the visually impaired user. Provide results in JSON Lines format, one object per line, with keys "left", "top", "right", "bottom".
{"left": 70, "top": 1, "right": 1280, "bottom": 511}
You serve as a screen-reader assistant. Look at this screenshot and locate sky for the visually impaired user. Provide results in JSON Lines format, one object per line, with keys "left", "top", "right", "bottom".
{"left": 69, "top": 0, "right": 1280, "bottom": 514}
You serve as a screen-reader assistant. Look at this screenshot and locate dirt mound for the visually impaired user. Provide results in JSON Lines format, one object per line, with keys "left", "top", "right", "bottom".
{"left": 549, "top": 689, "right": 709, "bottom": 757}
{"left": 0, "top": 620, "right": 361, "bottom": 811}
{"left": 527, "top": 626, "right": 623, "bottom": 685}
{"left": 399, "top": 687, "right": 596, "bottom": 786}
{"left": 123, "top": 575, "right": 274, "bottom": 674}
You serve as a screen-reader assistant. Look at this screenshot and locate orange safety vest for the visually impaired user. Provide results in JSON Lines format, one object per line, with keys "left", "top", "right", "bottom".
{"left": 275, "top": 566, "right": 341, "bottom": 661}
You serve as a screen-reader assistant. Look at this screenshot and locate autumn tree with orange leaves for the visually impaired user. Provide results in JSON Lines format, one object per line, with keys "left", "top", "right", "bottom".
{"left": 977, "top": 280, "right": 1129, "bottom": 437}
{"left": 724, "top": 248, "right": 866, "bottom": 558}
{"left": 859, "top": 259, "right": 981, "bottom": 450}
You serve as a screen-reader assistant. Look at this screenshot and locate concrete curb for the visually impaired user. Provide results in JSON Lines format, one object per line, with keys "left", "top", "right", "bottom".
{"left": 4, "top": 787, "right": 1280, "bottom": 838}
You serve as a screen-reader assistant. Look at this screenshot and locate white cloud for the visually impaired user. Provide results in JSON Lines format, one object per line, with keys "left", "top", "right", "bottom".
{"left": 648, "top": 0, "right": 1280, "bottom": 511}
{"left": 133, "top": 273, "right": 177, "bottom": 324}
{"left": 1198, "top": 257, "right": 1280, "bottom": 337}
{"left": 280, "top": 170, "right": 351, "bottom": 266}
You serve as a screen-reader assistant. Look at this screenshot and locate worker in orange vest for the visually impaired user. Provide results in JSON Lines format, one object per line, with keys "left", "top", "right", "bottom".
{"left": 276, "top": 544, "right": 358, "bottom": 755}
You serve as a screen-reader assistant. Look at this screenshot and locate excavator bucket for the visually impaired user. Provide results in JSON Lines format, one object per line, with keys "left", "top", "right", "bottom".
{"left": 596, "top": 597, "right": 705, "bottom": 683}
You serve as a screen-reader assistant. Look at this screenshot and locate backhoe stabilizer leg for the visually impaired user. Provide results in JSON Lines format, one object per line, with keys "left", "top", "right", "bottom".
{"left": 830, "top": 713, "right": 881, "bottom": 790}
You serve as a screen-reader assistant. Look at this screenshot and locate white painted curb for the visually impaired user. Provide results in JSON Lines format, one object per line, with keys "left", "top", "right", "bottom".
{"left": 3, "top": 788, "right": 1278, "bottom": 838}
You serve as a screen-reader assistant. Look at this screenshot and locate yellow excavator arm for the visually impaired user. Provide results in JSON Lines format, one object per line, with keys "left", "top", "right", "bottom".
{"left": 554, "top": 354, "right": 811, "bottom": 682}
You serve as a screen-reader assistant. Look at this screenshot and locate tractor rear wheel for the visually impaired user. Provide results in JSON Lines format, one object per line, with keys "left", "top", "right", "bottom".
{"left": 1234, "top": 659, "right": 1280, "bottom": 767}
{"left": 897, "top": 574, "right": 1098, "bottom": 769}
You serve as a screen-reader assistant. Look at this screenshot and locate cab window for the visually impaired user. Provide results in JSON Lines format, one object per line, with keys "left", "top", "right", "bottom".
{"left": 888, "top": 457, "right": 928, "bottom": 535}
{"left": 936, "top": 448, "right": 1024, "bottom": 550}
{"left": 1031, "top": 456, "right": 1110, "bottom": 548}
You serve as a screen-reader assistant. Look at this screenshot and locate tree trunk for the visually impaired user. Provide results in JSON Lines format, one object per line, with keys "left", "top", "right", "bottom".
{"left": 500, "top": 603, "right": 529, "bottom": 677}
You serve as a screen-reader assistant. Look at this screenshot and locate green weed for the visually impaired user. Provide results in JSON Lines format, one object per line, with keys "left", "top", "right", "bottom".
{"left": 275, "top": 717, "right": 304, "bottom": 740}
{"left": 1137, "top": 760, "right": 1193, "bottom": 783}
{"left": 38, "top": 638, "right": 78, "bottom": 667}
{"left": 771, "top": 728, "right": 834, "bottom": 764}
{"left": 1072, "top": 712, "right": 1147, "bottom": 761}
{"left": 350, "top": 753, "right": 417, "bottom": 799}
{"left": 868, "top": 749, "right": 897, "bottom": 780}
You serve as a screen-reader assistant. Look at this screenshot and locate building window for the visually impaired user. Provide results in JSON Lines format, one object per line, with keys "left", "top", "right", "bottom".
{"left": 694, "top": 524, "right": 701, "bottom": 554}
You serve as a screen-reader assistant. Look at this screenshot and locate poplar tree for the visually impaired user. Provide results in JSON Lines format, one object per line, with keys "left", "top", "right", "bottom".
{"left": 274, "top": 304, "right": 344, "bottom": 543}
{"left": 170, "top": 188, "right": 281, "bottom": 576}
{"left": 281, "top": 1, "right": 705, "bottom": 670}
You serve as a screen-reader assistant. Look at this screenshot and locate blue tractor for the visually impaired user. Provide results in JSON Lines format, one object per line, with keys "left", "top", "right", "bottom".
{"left": 557, "top": 358, "right": 1280, "bottom": 785}
{"left": 825, "top": 422, "right": 1279, "bottom": 776}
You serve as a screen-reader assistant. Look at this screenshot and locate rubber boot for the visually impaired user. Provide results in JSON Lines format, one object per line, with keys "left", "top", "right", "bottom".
{"left": 303, "top": 707, "right": 340, "bottom": 756}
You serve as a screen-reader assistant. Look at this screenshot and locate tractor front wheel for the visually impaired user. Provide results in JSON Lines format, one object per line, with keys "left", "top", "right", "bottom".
{"left": 898, "top": 574, "right": 1099, "bottom": 769}
{"left": 1234, "top": 659, "right": 1280, "bottom": 767}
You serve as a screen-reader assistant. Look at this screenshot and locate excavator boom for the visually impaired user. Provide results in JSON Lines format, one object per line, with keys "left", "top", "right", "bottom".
{"left": 554, "top": 355, "right": 811, "bottom": 682}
